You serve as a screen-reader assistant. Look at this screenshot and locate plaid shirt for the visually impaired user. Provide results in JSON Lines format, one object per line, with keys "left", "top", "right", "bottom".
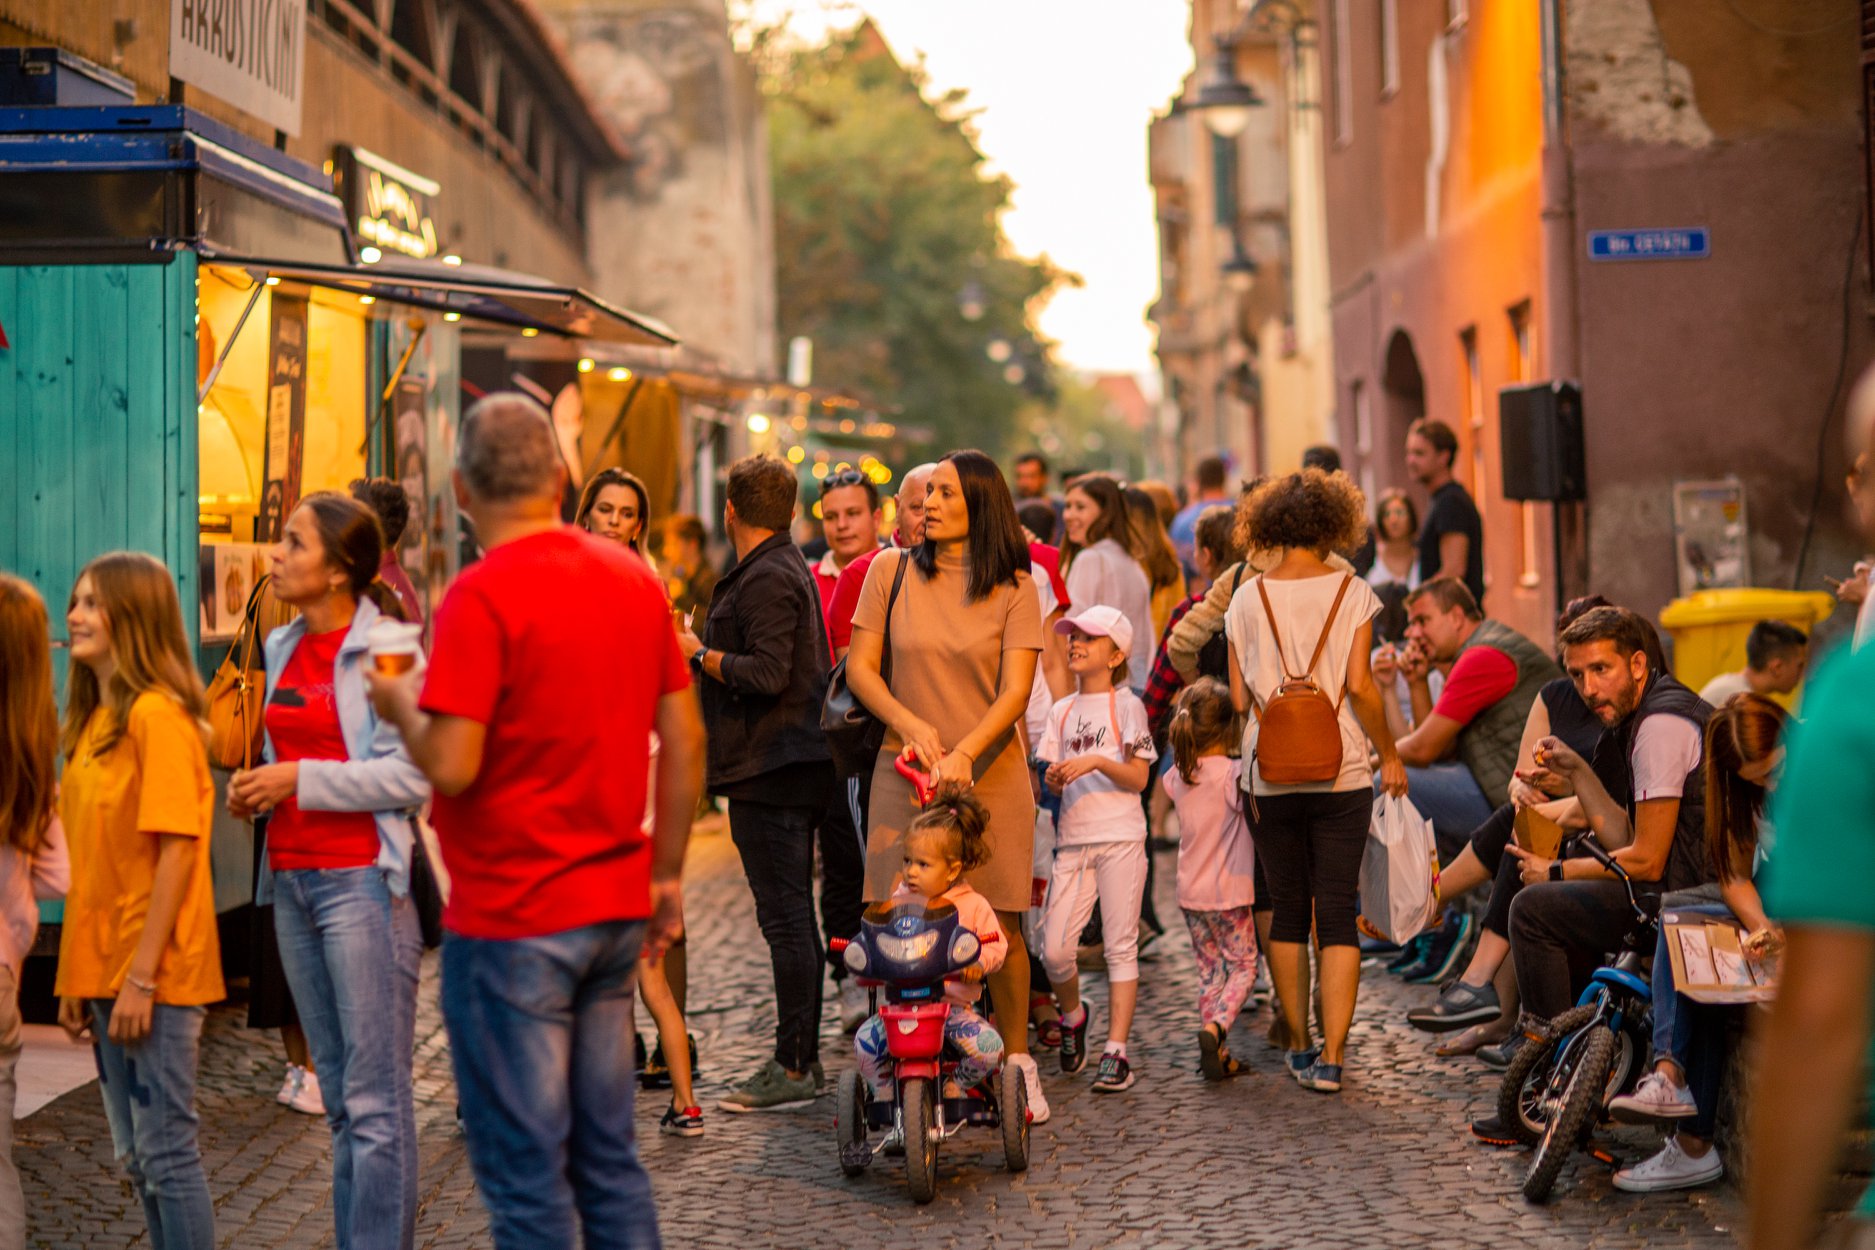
{"left": 1144, "top": 593, "right": 1203, "bottom": 741}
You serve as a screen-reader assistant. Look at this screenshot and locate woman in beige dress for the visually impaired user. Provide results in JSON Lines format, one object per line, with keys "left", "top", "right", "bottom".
{"left": 844, "top": 450, "right": 1049, "bottom": 1120}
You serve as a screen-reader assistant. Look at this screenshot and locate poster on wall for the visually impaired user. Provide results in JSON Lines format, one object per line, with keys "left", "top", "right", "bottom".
{"left": 258, "top": 292, "right": 308, "bottom": 543}
{"left": 198, "top": 543, "right": 270, "bottom": 642}
{"left": 1673, "top": 478, "right": 1750, "bottom": 597}
{"left": 394, "top": 379, "right": 429, "bottom": 616}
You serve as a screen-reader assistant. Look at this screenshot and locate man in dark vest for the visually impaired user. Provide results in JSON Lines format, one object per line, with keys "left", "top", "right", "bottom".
{"left": 1502, "top": 606, "right": 1713, "bottom": 1035}
{"left": 1373, "top": 577, "right": 1559, "bottom": 982}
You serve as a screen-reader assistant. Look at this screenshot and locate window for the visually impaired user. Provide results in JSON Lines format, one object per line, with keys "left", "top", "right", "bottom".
{"left": 1460, "top": 327, "right": 1484, "bottom": 494}
{"left": 1332, "top": 0, "right": 1354, "bottom": 146}
{"left": 1509, "top": 304, "right": 1541, "bottom": 588}
{"left": 1379, "top": 0, "right": 1400, "bottom": 98}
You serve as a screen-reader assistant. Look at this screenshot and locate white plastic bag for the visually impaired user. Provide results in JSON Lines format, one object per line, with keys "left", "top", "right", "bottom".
{"left": 1359, "top": 793, "right": 1439, "bottom": 944}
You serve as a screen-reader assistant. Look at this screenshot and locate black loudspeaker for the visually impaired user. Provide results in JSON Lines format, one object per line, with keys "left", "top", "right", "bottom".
{"left": 1499, "top": 381, "right": 1585, "bottom": 502}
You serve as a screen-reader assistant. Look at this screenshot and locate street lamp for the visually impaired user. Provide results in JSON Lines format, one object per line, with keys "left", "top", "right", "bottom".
{"left": 1192, "top": 37, "right": 1263, "bottom": 138}
{"left": 1221, "top": 238, "right": 1260, "bottom": 295}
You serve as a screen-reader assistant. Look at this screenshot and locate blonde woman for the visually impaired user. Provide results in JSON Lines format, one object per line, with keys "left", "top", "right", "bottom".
{"left": 0, "top": 576, "right": 69, "bottom": 1250}
{"left": 56, "top": 554, "right": 220, "bottom": 1250}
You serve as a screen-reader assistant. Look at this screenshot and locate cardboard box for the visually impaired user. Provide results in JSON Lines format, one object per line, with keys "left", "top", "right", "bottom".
{"left": 1664, "top": 914, "right": 1778, "bottom": 1005}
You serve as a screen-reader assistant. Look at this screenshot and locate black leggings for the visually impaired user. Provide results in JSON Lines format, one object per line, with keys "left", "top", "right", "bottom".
{"left": 1249, "top": 790, "right": 1374, "bottom": 948}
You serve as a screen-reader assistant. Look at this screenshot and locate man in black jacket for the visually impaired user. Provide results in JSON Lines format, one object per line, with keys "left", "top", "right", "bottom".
{"left": 1502, "top": 607, "right": 1713, "bottom": 1032}
{"left": 676, "top": 455, "right": 833, "bottom": 1112}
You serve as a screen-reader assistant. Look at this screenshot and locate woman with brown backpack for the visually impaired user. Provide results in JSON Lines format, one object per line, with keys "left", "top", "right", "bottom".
{"left": 1224, "top": 470, "right": 1407, "bottom": 1095}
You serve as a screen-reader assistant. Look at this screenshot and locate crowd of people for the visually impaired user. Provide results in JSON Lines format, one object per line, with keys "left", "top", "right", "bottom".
{"left": 0, "top": 379, "right": 1872, "bottom": 1250}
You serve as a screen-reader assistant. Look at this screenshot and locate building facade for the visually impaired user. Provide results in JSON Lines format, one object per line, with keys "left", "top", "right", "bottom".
{"left": 1149, "top": 0, "right": 1337, "bottom": 490}
{"left": 1318, "top": 0, "right": 1868, "bottom": 639}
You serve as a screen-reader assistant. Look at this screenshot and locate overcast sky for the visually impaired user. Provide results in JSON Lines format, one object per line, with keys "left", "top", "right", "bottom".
{"left": 745, "top": 0, "right": 1196, "bottom": 378}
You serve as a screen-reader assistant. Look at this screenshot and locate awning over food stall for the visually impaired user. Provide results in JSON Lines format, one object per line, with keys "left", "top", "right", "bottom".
{"left": 202, "top": 254, "right": 679, "bottom": 347}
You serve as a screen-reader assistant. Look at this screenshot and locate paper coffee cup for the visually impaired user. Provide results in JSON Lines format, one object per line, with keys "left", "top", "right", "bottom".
{"left": 366, "top": 619, "right": 424, "bottom": 676}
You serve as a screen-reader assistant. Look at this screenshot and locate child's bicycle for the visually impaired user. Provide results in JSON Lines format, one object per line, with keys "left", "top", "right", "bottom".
{"left": 1496, "top": 832, "right": 1658, "bottom": 1203}
{"left": 829, "top": 753, "right": 1031, "bottom": 1205}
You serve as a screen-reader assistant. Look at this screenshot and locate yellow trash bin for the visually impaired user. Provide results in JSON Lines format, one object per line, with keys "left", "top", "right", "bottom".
{"left": 1657, "top": 589, "right": 1838, "bottom": 701}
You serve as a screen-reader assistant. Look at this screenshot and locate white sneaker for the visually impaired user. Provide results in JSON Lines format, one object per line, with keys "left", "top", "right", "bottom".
{"left": 1613, "top": 1137, "right": 1723, "bottom": 1192}
{"left": 837, "top": 980, "right": 870, "bottom": 1034}
{"left": 275, "top": 1064, "right": 303, "bottom": 1106}
{"left": 1608, "top": 1070, "right": 1698, "bottom": 1124}
{"left": 1007, "top": 1053, "right": 1049, "bottom": 1125}
{"left": 287, "top": 1068, "right": 326, "bottom": 1116}
{"left": 1251, "top": 961, "right": 1272, "bottom": 1004}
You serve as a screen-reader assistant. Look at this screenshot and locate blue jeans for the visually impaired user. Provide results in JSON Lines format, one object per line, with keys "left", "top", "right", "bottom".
{"left": 274, "top": 867, "right": 422, "bottom": 1250}
{"left": 1394, "top": 763, "right": 1494, "bottom": 863}
{"left": 442, "top": 920, "right": 658, "bottom": 1250}
{"left": 89, "top": 1000, "right": 215, "bottom": 1250}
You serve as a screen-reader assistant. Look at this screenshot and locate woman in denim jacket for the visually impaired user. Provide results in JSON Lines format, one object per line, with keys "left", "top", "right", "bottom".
{"left": 229, "top": 492, "right": 430, "bottom": 1250}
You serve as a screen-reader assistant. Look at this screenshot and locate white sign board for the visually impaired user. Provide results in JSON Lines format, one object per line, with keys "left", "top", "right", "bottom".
{"left": 170, "top": 0, "right": 306, "bottom": 136}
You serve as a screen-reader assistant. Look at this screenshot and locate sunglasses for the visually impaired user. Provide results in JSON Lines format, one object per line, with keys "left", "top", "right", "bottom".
{"left": 818, "top": 468, "right": 870, "bottom": 495}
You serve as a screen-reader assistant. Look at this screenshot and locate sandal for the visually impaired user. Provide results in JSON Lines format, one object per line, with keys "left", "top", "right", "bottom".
{"left": 1434, "top": 1023, "right": 1503, "bottom": 1058}
{"left": 1197, "top": 1026, "right": 1247, "bottom": 1082}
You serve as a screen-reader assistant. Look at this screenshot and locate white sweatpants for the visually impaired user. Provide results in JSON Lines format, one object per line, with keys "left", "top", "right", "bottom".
{"left": 1040, "top": 840, "right": 1148, "bottom": 986}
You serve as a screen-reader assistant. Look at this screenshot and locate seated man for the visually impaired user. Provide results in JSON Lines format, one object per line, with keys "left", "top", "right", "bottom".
{"left": 1501, "top": 606, "right": 1716, "bottom": 1056}
{"left": 1696, "top": 619, "right": 1807, "bottom": 707}
{"left": 1372, "top": 579, "right": 1559, "bottom": 982}
{"left": 1404, "top": 594, "right": 1621, "bottom": 1048}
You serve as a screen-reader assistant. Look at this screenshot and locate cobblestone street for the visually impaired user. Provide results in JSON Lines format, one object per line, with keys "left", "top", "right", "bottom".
{"left": 19, "top": 824, "right": 1742, "bottom": 1249}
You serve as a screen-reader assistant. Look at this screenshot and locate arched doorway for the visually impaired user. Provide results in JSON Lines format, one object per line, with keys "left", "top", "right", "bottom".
{"left": 1379, "top": 328, "right": 1426, "bottom": 491}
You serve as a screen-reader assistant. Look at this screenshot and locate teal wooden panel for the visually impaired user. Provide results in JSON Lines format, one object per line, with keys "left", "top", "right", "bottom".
{"left": 123, "top": 263, "right": 172, "bottom": 567}
{"left": 0, "top": 266, "right": 17, "bottom": 575}
{"left": 14, "top": 267, "right": 75, "bottom": 616}
{"left": 71, "top": 267, "right": 133, "bottom": 574}
{"left": 165, "top": 254, "right": 199, "bottom": 649}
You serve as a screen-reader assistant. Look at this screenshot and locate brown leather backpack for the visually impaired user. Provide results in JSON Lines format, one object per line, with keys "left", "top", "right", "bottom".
{"left": 1249, "top": 574, "right": 1353, "bottom": 785}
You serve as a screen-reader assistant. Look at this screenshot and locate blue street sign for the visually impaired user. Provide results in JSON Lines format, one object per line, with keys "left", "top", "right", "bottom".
{"left": 1588, "top": 228, "right": 1710, "bottom": 262}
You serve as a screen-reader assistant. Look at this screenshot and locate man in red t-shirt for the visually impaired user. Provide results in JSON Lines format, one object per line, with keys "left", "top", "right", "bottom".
{"left": 370, "top": 394, "right": 703, "bottom": 1249}
{"left": 1373, "top": 578, "right": 1557, "bottom": 851}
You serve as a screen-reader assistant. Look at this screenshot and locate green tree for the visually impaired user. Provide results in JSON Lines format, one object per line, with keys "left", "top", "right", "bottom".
{"left": 761, "top": 22, "right": 1074, "bottom": 459}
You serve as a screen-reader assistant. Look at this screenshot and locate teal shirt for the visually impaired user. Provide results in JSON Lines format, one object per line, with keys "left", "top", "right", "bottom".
{"left": 1764, "top": 641, "right": 1875, "bottom": 1215}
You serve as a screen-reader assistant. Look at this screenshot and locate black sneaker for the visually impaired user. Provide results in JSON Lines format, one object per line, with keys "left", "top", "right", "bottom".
{"left": 1406, "top": 979, "right": 1500, "bottom": 1033}
{"left": 1060, "top": 1008, "right": 1091, "bottom": 1075}
{"left": 1091, "top": 1052, "right": 1135, "bottom": 1093}
{"left": 1470, "top": 1113, "right": 1520, "bottom": 1147}
{"left": 659, "top": 1103, "right": 705, "bottom": 1138}
{"left": 1476, "top": 1032, "right": 1528, "bottom": 1070}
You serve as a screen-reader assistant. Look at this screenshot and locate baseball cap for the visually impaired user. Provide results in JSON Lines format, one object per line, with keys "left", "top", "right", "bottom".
{"left": 1055, "top": 605, "right": 1134, "bottom": 657}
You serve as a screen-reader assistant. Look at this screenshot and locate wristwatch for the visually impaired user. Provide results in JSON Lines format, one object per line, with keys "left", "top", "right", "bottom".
{"left": 1548, "top": 862, "right": 1564, "bottom": 883}
{"left": 691, "top": 645, "right": 708, "bottom": 667}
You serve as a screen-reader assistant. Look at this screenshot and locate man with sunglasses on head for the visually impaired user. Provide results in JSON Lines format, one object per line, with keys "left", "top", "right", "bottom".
{"left": 803, "top": 466, "right": 887, "bottom": 1032}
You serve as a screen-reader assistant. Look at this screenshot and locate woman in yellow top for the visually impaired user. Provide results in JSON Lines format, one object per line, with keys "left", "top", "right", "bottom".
{"left": 55, "top": 552, "right": 221, "bottom": 1250}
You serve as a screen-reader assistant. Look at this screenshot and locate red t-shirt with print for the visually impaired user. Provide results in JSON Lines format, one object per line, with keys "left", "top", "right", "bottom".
{"left": 266, "top": 627, "right": 381, "bottom": 870}
{"left": 419, "top": 528, "right": 691, "bottom": 940}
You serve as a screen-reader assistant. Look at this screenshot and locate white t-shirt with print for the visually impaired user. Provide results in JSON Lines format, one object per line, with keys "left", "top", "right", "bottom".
{"left": 1037, "top": 687, "right": 1157, "bottom": 847}
{"left": 1224, "top": 572, "right": 1383, "bottom": 795}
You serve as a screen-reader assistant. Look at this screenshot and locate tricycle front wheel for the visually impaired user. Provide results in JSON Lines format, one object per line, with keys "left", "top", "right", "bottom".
{"left": 999, "top": 1063, "right": 1030, "bottom": 1172}
{"left": 902, "top": 1076, "right": 939, "bottom": 1204}
{"left": 836, "top": 1070, "right": 870, "bottom": 1177}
